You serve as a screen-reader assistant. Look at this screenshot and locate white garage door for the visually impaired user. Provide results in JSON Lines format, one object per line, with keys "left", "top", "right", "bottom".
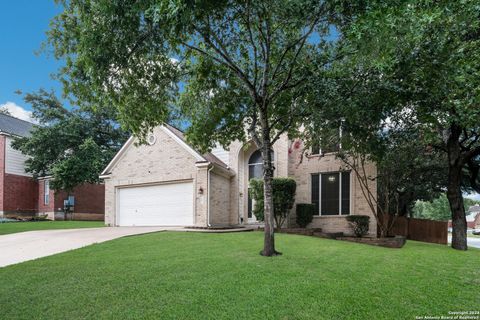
{"left": 117, "top": 181, "right": 194, "bottom": 226}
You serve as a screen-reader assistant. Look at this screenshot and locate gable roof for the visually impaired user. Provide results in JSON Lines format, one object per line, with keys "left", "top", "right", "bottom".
{"left": 100, "top": 124, "right": 228, "bottom": 176}
{"left": 164, "top": 124, "right": 228, "bottom": 169}
{"left": 0, "top": 113, "right": 35, "bottom": 137}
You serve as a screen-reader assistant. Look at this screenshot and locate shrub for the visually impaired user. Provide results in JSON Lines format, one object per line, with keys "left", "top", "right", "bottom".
{"left": 346, "top": 215, "right": 370, "bottom": 237}
{"left": 249, "top": 178, "right": 296, "bottom": 229}
{"left": 296, "top": 203, "right": 315, "bottom": 228}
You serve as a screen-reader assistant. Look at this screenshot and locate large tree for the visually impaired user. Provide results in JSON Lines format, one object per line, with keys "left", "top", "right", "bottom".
{"left": 303, "top": 43, "right": 448, "bottom": 236}
{"left": 47, "top": 0, "right": 338, "bottom": 256}
{"left": 323, "top": 0, "right": 480, "bottom": 249}
{"left": 13, "top": 89, "right": 128, "bottom": 192}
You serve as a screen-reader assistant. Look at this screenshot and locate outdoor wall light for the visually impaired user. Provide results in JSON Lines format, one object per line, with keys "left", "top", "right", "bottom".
{"left": 328, "top": 176, "right": 336, "bottom": 182}
{"left": 199, "top": 187, "right": 204, "bottom": 195}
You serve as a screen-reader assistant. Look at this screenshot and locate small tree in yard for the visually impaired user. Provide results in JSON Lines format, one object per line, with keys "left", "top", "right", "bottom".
{"left": 48, "top": 1, "right": 339, "bottom": 256}
{"left": 249, "top": 178, "right": 296, "bottom": 231}
{"left": 12, "top": 90, "right": 128, "bottom": 201}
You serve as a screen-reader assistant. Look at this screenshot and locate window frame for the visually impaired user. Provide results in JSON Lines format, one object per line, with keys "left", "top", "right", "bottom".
{"left": 311, "top": 171, "right": 351, "bottom": 216}
{"left": 44, "top": 180, "right": 50, "bottom": 205}
{"left": 310, "top": 125, "right": 343, "bottom": 156}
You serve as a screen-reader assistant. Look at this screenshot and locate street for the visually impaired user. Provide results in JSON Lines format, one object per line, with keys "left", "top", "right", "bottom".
{"left": 448, "top": 235, "right": 480, "bottom": 249}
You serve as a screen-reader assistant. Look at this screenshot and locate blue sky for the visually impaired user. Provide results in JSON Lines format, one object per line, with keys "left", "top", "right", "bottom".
{"left": 0, "top": 1, "right": 63, "bottom": 120}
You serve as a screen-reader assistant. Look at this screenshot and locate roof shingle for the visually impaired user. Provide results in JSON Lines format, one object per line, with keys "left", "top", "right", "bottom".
{"left": 0, "top": 113, "right": 35, "bottom": 137}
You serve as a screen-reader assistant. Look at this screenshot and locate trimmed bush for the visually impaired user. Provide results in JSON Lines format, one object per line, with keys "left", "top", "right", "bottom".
{"left": 249, "top": 178, "right": 296, "bottom": 229}
{"left": 296, "top": 203, "right": 315, "bottom": 228}
{"left": 346, "top": 215, "right": 370, "bottom": 237}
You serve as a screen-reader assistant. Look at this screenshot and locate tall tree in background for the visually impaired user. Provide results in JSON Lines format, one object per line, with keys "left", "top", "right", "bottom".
{"left": 321, "top": 0, "right": 480, "bottom": 249}
{"left": 47, "top": 0, "right": 338, "bottom": 256}
{"left": 413, "top": 194, "right": 477, "bottom": 222}
{"left": 13, "top": 89, "right": 128, "bottom": 192}
{"left": 304, "top": 44, "right": 448, "bottom": 236}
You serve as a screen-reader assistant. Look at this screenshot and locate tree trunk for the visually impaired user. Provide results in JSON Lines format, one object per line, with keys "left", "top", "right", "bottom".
{"left": 378, "top": 214, "right": 388, "bottom": 238}
{"left": 261, "top": 139, "right": 279, "bottom": 256}
{"left": 447, "top": 165, "right": 467, "bottom": 250}
{"left": 446, "top": 125, "right": 468, "bottom": 250}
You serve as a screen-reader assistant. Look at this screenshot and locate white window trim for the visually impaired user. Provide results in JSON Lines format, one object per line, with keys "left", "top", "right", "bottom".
{"left": 44, "top": 180, "right": 50, "bottom": 205}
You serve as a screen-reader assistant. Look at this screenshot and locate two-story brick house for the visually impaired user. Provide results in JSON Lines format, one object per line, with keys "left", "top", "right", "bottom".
{"left": 101, "top": 124, "right": 376, "bottom": 235}
{"left": 0, "top": 113, "right": 104, "bottom": 220}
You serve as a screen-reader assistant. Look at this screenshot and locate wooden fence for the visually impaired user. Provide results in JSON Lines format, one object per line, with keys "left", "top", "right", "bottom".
{"left": 382, "top": 215, "right": 448, "bottom": 245}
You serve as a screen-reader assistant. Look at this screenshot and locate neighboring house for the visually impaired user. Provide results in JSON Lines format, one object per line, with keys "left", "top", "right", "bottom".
{"left": 448, "top": 205, "right": 480, "bottom": 230}
{"left": 469, "top": 204, "right": 480, "bottom": 229}
{"left": 0, "top": 113, "right": 104, "bottom": 220}
{"left": 101, "top": 124, "right": 377, "bottom": 235}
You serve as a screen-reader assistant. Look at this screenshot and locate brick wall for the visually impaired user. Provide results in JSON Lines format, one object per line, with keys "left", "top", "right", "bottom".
{"left": 3, "top": 173, "right": 38, "bottom": 216}
{"left": 287, "top": 139, "right": 377, "bottom": 236}
{"left": 227, "top": 135, "right": 290, "bottom": 225}
{"left": 209, "top": 169, "right": 232, "bottom": 226}
{"left": 38, "top": 181, "right": 105, "bottom": 220}
{"left": 37, "top": 179, "right": 55, "bottom": 217}
{"left": 103, "top": 126, "right": 206, "bottom": 226}
{"left": 0, "top": 135, "right": 5, "bottom": 215}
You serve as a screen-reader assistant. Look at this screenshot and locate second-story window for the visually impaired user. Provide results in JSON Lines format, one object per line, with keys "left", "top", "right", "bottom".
{"left": 310, "top": 126, "right": 342, "bottom": 155}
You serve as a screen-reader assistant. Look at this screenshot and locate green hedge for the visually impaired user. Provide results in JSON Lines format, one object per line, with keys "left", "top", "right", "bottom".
{"left": 296, "top": 203, "right": 315, "bottom": 228}
{"left": 346, "top": 215, "right": 370, "bottom": 237}
{"left": 249, "top": 178, "right": 296, "bottom": 229}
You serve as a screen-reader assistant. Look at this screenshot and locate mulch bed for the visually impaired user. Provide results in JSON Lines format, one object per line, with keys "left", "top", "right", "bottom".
{"left": 185, "top": 226, "right": 247, "bottom": 230}
{"left": 272, "top": 228, "right": 407, "bottom": 248}
{"left": 335, "top": 236, "right": 407, "bottom": 248}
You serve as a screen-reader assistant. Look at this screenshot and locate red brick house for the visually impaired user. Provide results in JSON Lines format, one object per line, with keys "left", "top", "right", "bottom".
{"left": 470, "top": 204, "right": 480, "bottom": 229}
{"left": 0, "top": 113, "right": 104, "bottom": 220}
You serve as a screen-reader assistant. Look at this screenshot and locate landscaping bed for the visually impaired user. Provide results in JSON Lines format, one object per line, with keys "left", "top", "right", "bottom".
{"left": 275, "top": 228, "right": 407, "bottom": 248}
{"left": 337, "top": 235, "right": 407, "bottom": 248}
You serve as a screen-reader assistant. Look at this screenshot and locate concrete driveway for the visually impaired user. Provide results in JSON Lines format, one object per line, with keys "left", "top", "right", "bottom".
{"left": 0, "top": 227, "right": 169, "bottom": 268}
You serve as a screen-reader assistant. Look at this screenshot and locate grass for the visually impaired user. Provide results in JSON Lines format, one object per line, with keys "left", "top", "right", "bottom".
{"left": 0, "top": 232, "right": 478, "bottom": 320}
{"left": 0, "top": 221, "right": 104, "bottom": 235}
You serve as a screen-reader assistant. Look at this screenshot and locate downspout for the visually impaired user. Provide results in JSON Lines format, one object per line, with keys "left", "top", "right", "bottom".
{"left": 207, "top": 164, "right": 214, "bottom": 227}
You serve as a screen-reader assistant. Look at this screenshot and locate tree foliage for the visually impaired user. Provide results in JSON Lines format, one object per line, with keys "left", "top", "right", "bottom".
{"left": 249, "top": 178, "right": 297, "bottom": 230}
{"left": 47, "top": 0, "right": 338, "bottom": 256}
{"left": 413, "top": 194, "right": 478, "bottom": 222}
{"left": 295, "top": 203, "right": 315, "bottom": 228}
{"left": 310, "top": 0, "right": 480, "bottom": 249}
{"left": 12, "top": 90, "right": 128, "bottom": 192}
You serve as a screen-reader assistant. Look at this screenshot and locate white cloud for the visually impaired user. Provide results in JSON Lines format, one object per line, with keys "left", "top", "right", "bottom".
{"left": 0, "top": 102, "right": 36, "bottom": 123}
{"left": 465, "top": 192, "right": 480, "bottom": 202}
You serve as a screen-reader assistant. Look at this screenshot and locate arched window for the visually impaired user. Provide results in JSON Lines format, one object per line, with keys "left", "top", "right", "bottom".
{"left": 248, "top": 150, "right": 264, "bottom": 180}
{"left": 248, "top": 149, "right": 263, "bottom": 164}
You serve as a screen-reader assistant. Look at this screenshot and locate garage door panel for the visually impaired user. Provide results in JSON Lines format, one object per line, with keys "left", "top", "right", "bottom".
{"left": 118, "top": 182, "right": 194, "bottom": 226}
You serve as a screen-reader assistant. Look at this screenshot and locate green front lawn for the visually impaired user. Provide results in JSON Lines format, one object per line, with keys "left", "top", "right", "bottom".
{"left": 0, "top": 232, "right": 478, "bottom": 319}
{"left": 0, "top": 221, "right": 104, "bottom": 235}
